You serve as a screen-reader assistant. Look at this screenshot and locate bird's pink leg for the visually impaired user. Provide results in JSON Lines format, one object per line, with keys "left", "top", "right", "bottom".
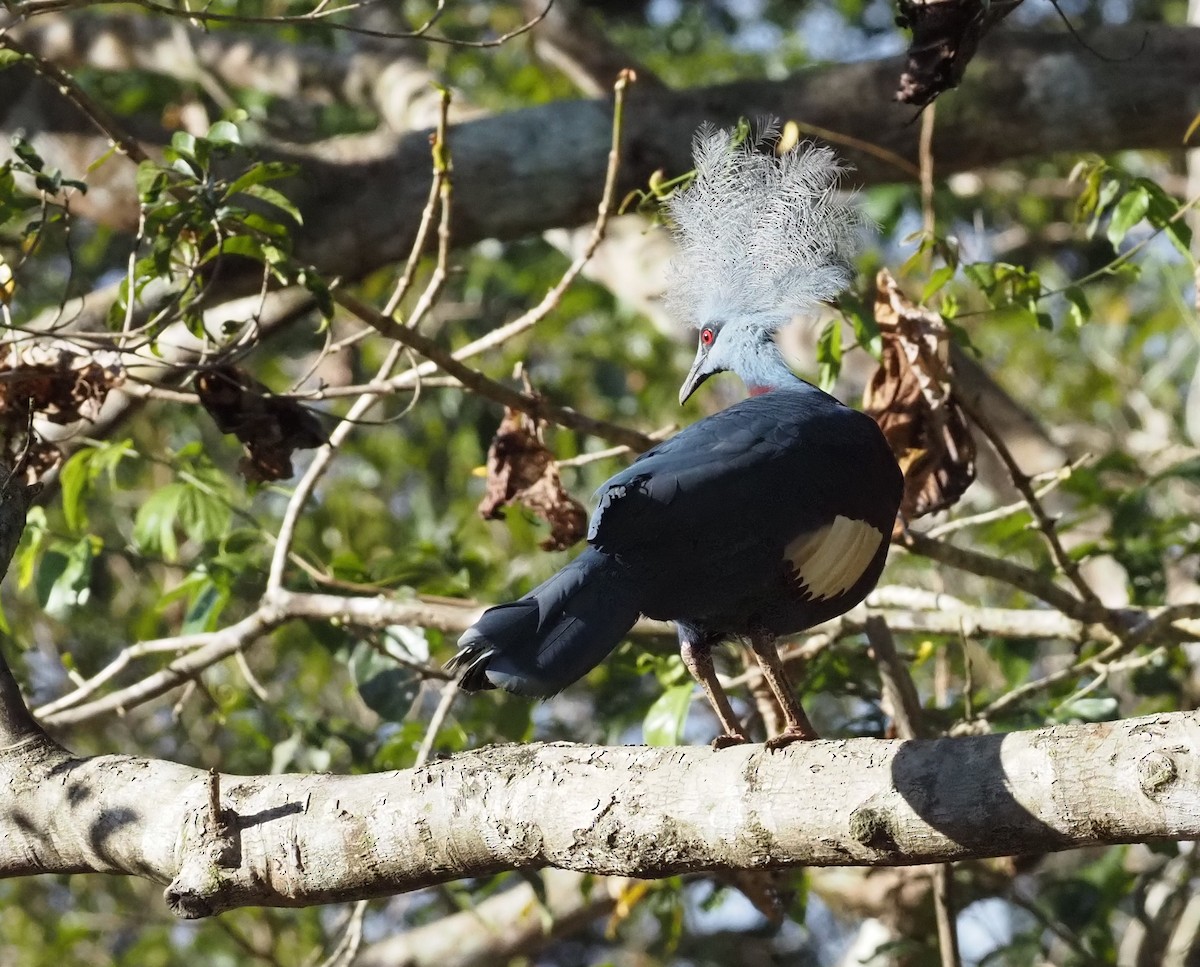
{"left": 748, "top": 633, "right": 819, "bottom": 750}
{"left": 680, "top": 639, "right": 749, "bottom": 748}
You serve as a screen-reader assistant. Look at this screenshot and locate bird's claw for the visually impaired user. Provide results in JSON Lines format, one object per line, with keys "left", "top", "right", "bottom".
{"left": 764, "top": 726, "right": 819, "bottom": 751}
{"left": 711, "top": 732, "right": 749, "bottom": 750}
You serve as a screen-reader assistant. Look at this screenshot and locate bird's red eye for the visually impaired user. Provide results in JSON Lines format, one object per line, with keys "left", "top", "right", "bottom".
{"left": 700, "top": 327, "right": 715, "bottom": 347}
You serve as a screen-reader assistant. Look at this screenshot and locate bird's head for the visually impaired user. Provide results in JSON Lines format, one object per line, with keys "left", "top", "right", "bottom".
{"left": 666, "top": 121, "right": 865, "bottom": 402}
{"left": 678, "top": 315, "right": 791, "bottom": 404}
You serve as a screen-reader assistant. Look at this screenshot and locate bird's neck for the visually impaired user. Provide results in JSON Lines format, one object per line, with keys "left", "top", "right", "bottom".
{"left": 735, "top": 336, "right": 802, "bottom": 395}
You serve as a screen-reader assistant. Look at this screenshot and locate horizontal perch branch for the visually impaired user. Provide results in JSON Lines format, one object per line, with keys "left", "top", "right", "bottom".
{"left": 3, "top": 712, "right": 1199, "bottom": 917}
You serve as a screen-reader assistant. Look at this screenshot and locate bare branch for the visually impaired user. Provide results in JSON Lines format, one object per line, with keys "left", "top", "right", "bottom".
{"left": 357, "top": 869, "right": 623, "bottom": 967}
{"left": 5, "top": 28, "right": 1197, "bottom": 283}
{"left": 901, "top": 530, "right": 1100, "bottom": 622}
{"left": 522, "top": 0, "right": 663, "bottom": 95}
{"left": 31, "top": 583, "right": 1154, "bottom": 729}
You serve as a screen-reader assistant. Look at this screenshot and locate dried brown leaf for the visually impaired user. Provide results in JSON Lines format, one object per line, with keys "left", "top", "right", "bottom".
{"left": 479, "top": 408, "right": 587, "bottom": 552}
{"left": 17, "top": 436, "right": 62, "bottom": 485}
{"left": 895, "top": 0, "right": 1021, "bottom": 106}
{"left": 863, "top": 269, "right": 975, "bottom": 533}
{"left": 196, "top": 366, "right": 327, "bottom": 483}
{"left": 0, "top": 345, "right": 124, "bottom": 427}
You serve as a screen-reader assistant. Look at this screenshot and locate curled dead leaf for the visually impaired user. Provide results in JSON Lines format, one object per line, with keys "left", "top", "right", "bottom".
{"left": 196, "top": 365, "right": 327, "bottom": 483}
{"left": 0, "top": 344, "right": 124, "bottom": 427}
{"left": 0, "top": 343, "right": 122, "bottom": 484}
{"left": 863, "top": 269, "right": 975, "bottom": 534}
{"left": 479, "top": 408, "right": 587, "bottom": 552}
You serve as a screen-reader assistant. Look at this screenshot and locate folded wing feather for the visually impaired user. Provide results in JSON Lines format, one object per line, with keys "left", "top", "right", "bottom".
{"left": 785, "top": 515, "right": 884, "bottom": 601}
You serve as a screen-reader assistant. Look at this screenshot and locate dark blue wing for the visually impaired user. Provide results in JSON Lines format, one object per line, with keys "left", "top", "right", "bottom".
{"left": 587, "top": 387, "right": 901, "bottom": 619}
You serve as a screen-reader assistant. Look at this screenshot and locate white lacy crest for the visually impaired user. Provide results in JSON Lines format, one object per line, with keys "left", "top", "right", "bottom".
{"left": 665, "top": 121, "right": 865, "bottom": 330}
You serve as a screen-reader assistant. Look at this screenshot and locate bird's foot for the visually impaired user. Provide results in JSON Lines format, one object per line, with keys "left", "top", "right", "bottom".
{"left": 711, "top": 732, "right": 749, "bottom": 750}
{"left": 764, "top": 725, "right": 820, "bottom": 751}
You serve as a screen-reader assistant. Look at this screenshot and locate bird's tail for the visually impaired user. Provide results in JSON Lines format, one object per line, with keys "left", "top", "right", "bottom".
{"left": 448, "top": 548, "right": 641, "bottom": 697}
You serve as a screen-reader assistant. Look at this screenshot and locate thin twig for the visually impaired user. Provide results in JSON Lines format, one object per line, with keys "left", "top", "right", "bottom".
{"left": 866, "top": 616, "right": 927, "bottom": 740}
{"left": 317, "top": 898, "right": 368, "bottom": 967}
{"left": 122, "top": 0, "right": 553, "bottom": 48}
{"left": 955, "top": 392, "right": 1104, "bottom": 613}
{"left": 266, "top": 95, "right": 458, "bottom": 593}
{"left": 919, "top": 101, "right": 937, "bottom": 251}
{"left": 864, "top": 616, "right": 961, "bottom": 967}
{"left": 924, "top": 458, "right": 1089, "bottom": 539}
{"left": 932, "top": 865, "right": 963, "bottom": 967}
{"left": 384, "top": 87, "right": 454, "bottom": 318}
{"left": 337, "top": 290, "right": 654, "bottom": 451}
{"left": 414, "top": 678, "right": 459, "bottom": 769}
{"left": 902, "top": 531, "right": 1096, "bottom": 622}
{"left": 0, "top": 36, "right": 151, "bottom": 165}
{"left": 379, "top": 68, "right": 637, "bottom": 394}
{"left": 966, "top": 604, "right": 1200, "bottom": 725}
{"left": 327, "top": 72, "right": 651, "bottom": 453}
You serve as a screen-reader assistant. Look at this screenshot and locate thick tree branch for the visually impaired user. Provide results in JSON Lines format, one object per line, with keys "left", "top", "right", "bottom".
{"left": 3, "top": 27, "right": 1197, "bottom": 280}
{"left": 6, "top": 11, "right": 453, "bottom": 129}
{"left": 0, "top": 468, "right": 43, "bottom": 748}
{"left": 2, "top": 712, "right": 1199, "bottom": 917}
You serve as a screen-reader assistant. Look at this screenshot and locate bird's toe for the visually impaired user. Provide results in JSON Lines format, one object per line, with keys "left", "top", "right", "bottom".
{"left": 764, "top": 726, "right": 820, "bottom": 751}
{"left": 711, "top": 733, "right": 749, "bottom": 750}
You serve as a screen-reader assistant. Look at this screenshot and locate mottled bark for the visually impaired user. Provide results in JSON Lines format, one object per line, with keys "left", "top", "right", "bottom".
{"left": 2, "top": 713, "right": 1199, "bottom": 917}
{"left": 2, "top": 27, "right": 1197, "bottom": 279}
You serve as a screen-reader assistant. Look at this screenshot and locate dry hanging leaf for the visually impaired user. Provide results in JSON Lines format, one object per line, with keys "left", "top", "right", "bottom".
{"left": 478, "top": 408, "right": 587, "bottom": 552}
{"left": 0, "top": 343, "right": 125, "bottom": 483}
{"left": 0, "top": 344, "right": 123, "bottom": 426}
{"left": 863, "top": 269, "right": 975, "bottom": 533}
{"left": 196, "top": 365, "right": 327, "bottom": 483}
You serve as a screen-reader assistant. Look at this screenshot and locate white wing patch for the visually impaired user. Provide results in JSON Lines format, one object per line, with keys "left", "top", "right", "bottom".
{"left": 784, "top": 515, "right": 884, "bottom": 602}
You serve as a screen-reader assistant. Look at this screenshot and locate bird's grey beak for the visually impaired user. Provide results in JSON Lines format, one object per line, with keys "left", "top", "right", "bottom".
{"left": 679, "top": 354, "right": 712, "bottom": 405}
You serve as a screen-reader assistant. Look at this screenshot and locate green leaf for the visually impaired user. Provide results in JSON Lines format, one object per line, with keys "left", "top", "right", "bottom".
{"left": 37, "top": 539, "right": 95, "bottom": 618}
{"left": 136, "top": 162, "right": 169, "bottom": 202}
{"left": 963, "top": 261, "right": 995, "bottom": 292}
{"left": 299, "top": 270, "right": 334, "bottom": 319}
{"left": 35, "top": 549, "right": 69, "bottom": 610}
{"left": 17, "top": 507, "right": 48, "bottom": 591}
{"left": 643, "top": 684, "right": 693, "bottom": 746}
{"left": 349, "top": 642, "right": 422, "bottom": 722}
{"left": 200, "top": 234, "right": 264, "bottom": 264}
{"left": 205, "top": 120, "right": 241, "bottom": 145}
{"left": 0, "top": 49, "right": 28, "bottom": 69}
{"left": 169, "top": 130, "right": 197, "bottom": 159}
{"left": 182, "top": 579, "right": 229, "bottom": 634}
{"left": 1106, "top": 186, "right": 1149, "bottom": 248}
{"left": 59, "top": 449, "right": 93, "bottom": 533}
{"left": 240, "top": 183, "right": 303, "bottom": 225}
{"left": 240, "top": 211, "right": 291, "bottom": 238}
{"left": 1087, "top": 177, "right": 1122, "bottom": 237}
{"left": 225, "top": 161, "right": 297, "bottom": 196}
{"left": 1143, "top": 186, "right": 1193, "bottom": 259}
{"left": 1063, "top": 286, "right": 1090, "bottom": 328}
{"left": 177, "top": 483, "right": 232, "bottom": 546}
{"left": 816, "top": 319, "right": 842, "bottom": 391}
{"left": 921, "top": 264, "right": 955, "bottom": 302}
{"left": 11, "top": 137, "right": 44, "bottom": 172}
{"left": 134, "top": 483, "right": 187, "bottom": 560}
